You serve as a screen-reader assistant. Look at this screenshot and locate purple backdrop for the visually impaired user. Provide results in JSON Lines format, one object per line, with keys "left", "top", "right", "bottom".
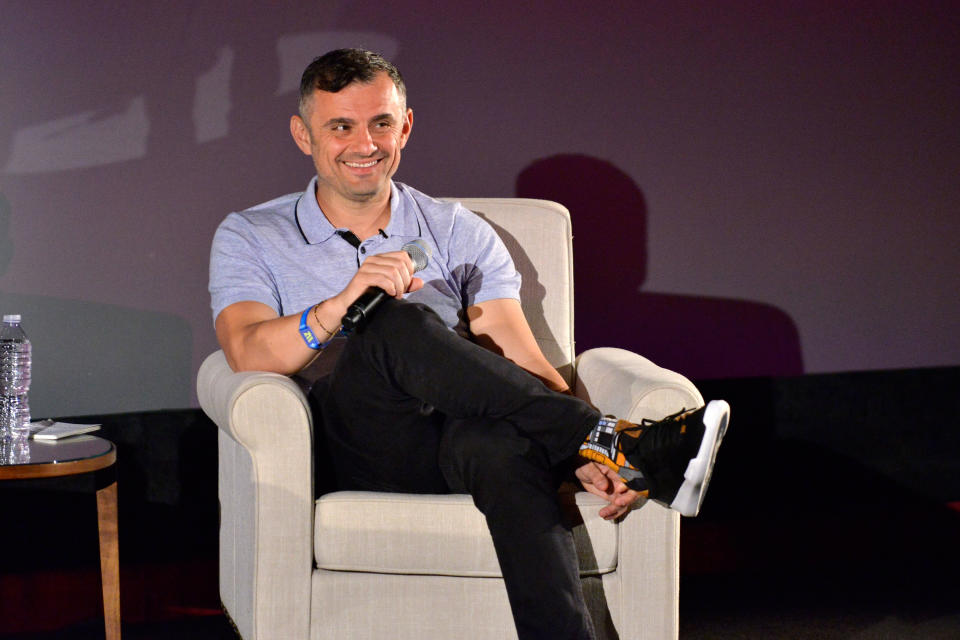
{"left": 1, "top": 1, "right": 957, "bottom": 416}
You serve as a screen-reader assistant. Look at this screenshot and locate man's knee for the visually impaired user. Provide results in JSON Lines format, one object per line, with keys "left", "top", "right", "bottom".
{"left": 440, "top": 418, "right": 550, "bottom": 488}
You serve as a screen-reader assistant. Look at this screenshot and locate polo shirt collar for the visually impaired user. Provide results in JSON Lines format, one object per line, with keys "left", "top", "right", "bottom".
{"left": 382, "top": 182, "right": 422, "bottom": 239}
{"left": 295, "top": 178, "right": 420, "bottom": 245}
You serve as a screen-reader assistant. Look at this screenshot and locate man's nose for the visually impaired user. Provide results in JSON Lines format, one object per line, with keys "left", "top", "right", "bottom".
{"left": 351, "top": 127, "right": 377, "bottom": 155}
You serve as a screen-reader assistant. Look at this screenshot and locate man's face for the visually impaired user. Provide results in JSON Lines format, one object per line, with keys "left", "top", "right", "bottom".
{"left": 291, "top": 72, "right": 413, "bottom": 208}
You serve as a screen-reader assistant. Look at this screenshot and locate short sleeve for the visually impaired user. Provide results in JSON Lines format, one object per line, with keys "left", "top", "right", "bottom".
{"left": 448, "top": 206, "right": 522, "bottom": 307}
{"left": 208, "top": 213, "right": 282, "bottom": 323}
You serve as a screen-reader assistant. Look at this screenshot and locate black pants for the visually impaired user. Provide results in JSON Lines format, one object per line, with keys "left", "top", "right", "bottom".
{"left": 308, "top": 298, "right": 602, "bottom": 639}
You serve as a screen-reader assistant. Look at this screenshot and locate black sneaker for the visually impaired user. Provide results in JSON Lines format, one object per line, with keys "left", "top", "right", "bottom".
{"left": 579, "top": 400, "right": 730, "bottom": 517}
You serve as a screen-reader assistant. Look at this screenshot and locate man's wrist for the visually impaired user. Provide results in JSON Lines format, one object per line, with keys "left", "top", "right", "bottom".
{"left": 311, "top": 300, "right": 344, "bottom": 339}
{"left": 299, "top": 301, "right": 343, "bottom": 350}
{"left": 312, "top": 302, "right": 337, "bottom": 339}
{"left": 298, "top": 306, "right": 323, "bottom": 349}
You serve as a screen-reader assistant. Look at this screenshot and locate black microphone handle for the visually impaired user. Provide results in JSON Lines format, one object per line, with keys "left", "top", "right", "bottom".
{"left": 339, "top": 239, "right": 431, "bottom": 332}
{"left": 341, "top": 286, "right": 388, "bottom": 332}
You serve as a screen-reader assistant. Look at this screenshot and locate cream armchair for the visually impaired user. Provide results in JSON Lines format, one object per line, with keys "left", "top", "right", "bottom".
{"left": 197, "top": 198, "right": 704, "bottom": 640}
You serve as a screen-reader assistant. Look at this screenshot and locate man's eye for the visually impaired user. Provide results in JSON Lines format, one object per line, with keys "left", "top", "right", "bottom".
{"left": 333, "top": 124, "right": 350, "bottom": 133}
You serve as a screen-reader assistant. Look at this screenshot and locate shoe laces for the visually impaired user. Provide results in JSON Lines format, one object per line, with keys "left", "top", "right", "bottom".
{"left": 617, "top": 407, "right": 692, "bottom": 454}
{"left": 640, "top": 407, "right": 689, "bottom": 427}
{"left": 614, "top": 407, "right": 688, "bottom": 434}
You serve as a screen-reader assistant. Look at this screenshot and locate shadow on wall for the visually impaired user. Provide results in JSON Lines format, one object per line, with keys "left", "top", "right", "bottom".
{"left": 516, "top": 154, "right": 803, "bottom": 380}
{"left": 0, "top": 193, "right": 192, "bottom": 416}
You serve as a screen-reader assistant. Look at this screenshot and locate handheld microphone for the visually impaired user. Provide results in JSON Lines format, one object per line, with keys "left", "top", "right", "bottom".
{"left": 341, "top": 239, "right": 432, "bottom": 332}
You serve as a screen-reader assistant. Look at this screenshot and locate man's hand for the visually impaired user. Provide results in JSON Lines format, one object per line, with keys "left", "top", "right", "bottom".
{"left": 333, "top": 249, "right": 424, "bottom": 309}
{"left": 575, "top": 461, "right": 644, "bottom": 521}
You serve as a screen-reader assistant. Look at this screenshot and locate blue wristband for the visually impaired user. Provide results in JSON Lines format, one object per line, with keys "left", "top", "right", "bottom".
{"left": 299, "top": 306, "right": 322, "bottom": 350}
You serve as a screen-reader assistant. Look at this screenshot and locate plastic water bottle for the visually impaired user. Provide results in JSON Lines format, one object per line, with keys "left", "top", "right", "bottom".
{"left": 0, "top": 314, "right": 32, "bottom": 439}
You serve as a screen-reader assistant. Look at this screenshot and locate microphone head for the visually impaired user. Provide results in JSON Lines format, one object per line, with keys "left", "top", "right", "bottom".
{"left": 402, "top": 239, "right": 432, "bottom": 272}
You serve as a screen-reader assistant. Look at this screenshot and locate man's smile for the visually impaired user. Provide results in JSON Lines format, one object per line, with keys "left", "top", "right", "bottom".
{"left": 343, "top": 158, "right": 381, "bottom": 169}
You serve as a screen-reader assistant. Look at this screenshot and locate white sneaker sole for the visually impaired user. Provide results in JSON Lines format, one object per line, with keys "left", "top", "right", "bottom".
{"left": 669, "top": 400, "right": 730, "bottom": 517}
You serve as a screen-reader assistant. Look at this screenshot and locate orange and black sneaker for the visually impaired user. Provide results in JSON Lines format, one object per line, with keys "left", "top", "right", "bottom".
{"left": 578, "top": 400, "right": 730, "bottom": 517}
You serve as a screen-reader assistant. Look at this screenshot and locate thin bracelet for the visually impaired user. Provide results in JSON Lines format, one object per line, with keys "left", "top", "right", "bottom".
{"left": 312, "top": 301, "right": 338, "bottom": 339}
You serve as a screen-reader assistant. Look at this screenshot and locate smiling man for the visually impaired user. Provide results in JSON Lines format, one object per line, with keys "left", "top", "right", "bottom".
{"left": 208, "top": 49, "right": 729, "bottom": 640}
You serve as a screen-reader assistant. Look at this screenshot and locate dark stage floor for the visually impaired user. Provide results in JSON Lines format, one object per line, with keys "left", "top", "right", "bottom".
{"left": 5, "top": 570, "right": 959, "bottom": 640}
{"left": 2, "top": 367, "right": 959, "bottom": 639}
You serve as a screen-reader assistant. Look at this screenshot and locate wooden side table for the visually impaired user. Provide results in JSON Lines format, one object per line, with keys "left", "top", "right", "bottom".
{"left": 0, "top": 435, "right": 121, "bottom": 639}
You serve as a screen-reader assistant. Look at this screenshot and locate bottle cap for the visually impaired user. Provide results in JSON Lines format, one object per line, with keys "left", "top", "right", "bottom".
{"left": 3, "top": 315, "right": 21, "bottom": 323}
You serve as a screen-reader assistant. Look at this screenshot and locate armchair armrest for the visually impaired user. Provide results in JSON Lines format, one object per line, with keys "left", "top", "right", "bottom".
{"left": 574, "top": 347, "right": 702, "bottom": 640}
{"left": 197, "top": 351, "right": 314, "bottom": 640}
{"left": 574, "top": 347, "right": 704, "bottom": 422}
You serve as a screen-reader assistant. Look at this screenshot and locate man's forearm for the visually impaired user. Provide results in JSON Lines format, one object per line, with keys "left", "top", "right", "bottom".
{"left": 510, "top": 352, "right": 570, "bottom": 394}
{"left": 467, "top": 298, "right": 570, "bottom": 394}
{"left": 216, "top": 299, "right": 346, "bottom": 374}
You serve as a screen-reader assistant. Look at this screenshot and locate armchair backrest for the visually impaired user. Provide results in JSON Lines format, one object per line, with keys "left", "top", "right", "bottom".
{"left": 445, "top": 198, "right": 575, "bottom": 382}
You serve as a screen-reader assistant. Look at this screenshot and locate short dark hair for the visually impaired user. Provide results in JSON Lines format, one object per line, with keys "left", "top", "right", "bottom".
{"left": 298, "top": 48, "right": 406, "bottom": 116}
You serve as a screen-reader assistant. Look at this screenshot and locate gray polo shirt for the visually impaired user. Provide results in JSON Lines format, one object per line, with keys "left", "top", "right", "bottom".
{"left": 209, "top": 178, "right": 521, "bottom": 338}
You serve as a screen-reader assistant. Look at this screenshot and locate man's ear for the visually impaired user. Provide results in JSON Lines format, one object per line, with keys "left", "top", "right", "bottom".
{"left": 398, "top": 107, "right": 413, "bottom": 150}
{"left": 290, "top": 115, "right": 313, "bottom": 156}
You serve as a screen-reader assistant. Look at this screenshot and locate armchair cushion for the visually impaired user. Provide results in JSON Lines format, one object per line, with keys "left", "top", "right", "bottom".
{"left": 314, "top": 491, "right": 619, "bottom": 577}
